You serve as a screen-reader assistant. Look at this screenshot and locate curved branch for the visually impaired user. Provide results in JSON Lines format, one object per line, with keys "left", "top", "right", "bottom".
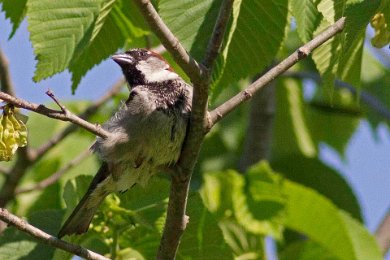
{"left": 208, "top": 17, "right": 346, "bottom": 127}
{"left": 30, "top": 78, "right": 125, "bottom": 161}
{"left": 0, "top": 208, "right": 109, "bottom": 260}
{"left": 0, "top": 91, "right": 111, "bottom": 139}
{"left": 202, "top": 0, "right": 234, "bottom": 69}
{"left": 156, "top": 1, "right": 234, "bottom": 258}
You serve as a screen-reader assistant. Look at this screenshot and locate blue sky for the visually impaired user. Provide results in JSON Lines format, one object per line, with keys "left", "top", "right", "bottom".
{"left": 1, "top": 13, "right": 389, "bottom": 258}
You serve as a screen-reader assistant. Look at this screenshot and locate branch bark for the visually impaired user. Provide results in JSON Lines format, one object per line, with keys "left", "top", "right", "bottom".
{"left": 0, "top": 91, "right": 111, "bottom": 139}
{"left": 208, "top": 17, "right": 346, "bottom": 127}
{"left": 0, "top": 208, "right": 110, "bottom": 260}
{"left": 29, "top": 78, "right": 125, "bottom": 161}
{"left": 238, "top": 80, "right": 276, "bottom": 172}
{"left": 0, "top": 79, "right": 124, "bottom": 209}
{"left": 0, "top": 47, "right": 16, "bottom": 96}
{"left": 134, "top": 0, "right": 234, "bottom": 258}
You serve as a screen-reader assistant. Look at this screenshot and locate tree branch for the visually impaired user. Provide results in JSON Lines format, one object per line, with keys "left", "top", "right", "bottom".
{"left": 375, "top": 209, "right": 390, "bottom": 254}
{"left": 208, "top": 17, "right": 346, "bottom": 127}
{"left": 15, "top": 149, "right": 91, "bottom": 194}
{"left": 0, "top": 208, "right": 110, "bottom": 260}
{"left": 202, "top": 0, "right": 234, "bottom": 69}
{"left": 29, "top": 78, "right": 125, "bottom": 161}
{"left": 0, "top": 79, "right": 124, "bottom": 208}
{"left": 238, "top": 80, "right": 276, "bottom": 172}
{"left": 133, "top": 0, "right": 206, "bottom": 83}
{"left": 0, "top": 47, "right": 16, "bottom": 95}
{"left": 0, "top": 91, "right": 111, "bottom": 139}
{"left": 156, "top": 1, "right": 234, "bottom": 258}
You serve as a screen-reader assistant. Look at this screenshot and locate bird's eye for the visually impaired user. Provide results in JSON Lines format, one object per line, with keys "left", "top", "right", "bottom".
{"left": 126, "top": 91, "right": 138, "bottom": 105}
{"left": 130, "top": 91, "right": 138, "bottom": 97}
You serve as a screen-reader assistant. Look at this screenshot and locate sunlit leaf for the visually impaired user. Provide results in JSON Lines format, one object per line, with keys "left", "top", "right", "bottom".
{"left": 0, "top": 0, "right": 27, "bottom": 38}
{"left": 290, "top": 0, "right": 322, "bottom": 42}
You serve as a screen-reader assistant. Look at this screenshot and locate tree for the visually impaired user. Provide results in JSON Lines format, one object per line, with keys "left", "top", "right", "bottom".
{"left": 0, "top": 0, "right": 389, "bottom": 259}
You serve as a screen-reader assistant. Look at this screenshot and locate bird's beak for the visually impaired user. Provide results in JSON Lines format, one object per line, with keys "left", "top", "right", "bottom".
{"left": 112, "top": 53, "right": 134, "bottom": 66}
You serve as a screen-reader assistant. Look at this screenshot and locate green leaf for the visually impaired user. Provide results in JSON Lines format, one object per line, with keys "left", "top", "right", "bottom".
{"left": 307, "top": 88, "right": 360, "bottom": 156}
{"left": 158, "top": 0, "right": 222, "bottom": 60}
{"left": 317, "top": 0, "right": 346, "bottom": 23}
{"left": 178, "top": 194, "right": 234, "bottom": 259}
{"left": 69, "top": 0, "right": 149, "bottom": 91}
{"left": 313, "top": 0, "right": 380, "bottom": 90}
{"left": 271, "top": 156, "right": 362, "bottom": 221}
{"left": 0, "top": 0, "right": 27, "bottom": 38}
{"left": 271, "top": 78, "right": 358, "bottom": 158}
{"left": 283, "top": 179, "right": 382, "bottom": 260}
{"left": 218, "top": 220, "right": 264, "bottom": 259}
{"left": 290, "top": 0, "right": 322, "bottom": 42}
{"left": 202, "top": 163, "right": 382, "bottom": 260}
{"left": 271, "top": 79, "right": 317, "bottom": 158}
{"left": 0, "top": 241, "right": 36, "bottom": 260}
{"left": 338, "top": 0, "right": 380, "bottom": 87}
{"left": 280, "top": 240, "right": 338, "bottom": 260}
{"left": 213, "top": 0, "right": 289, "bottom": 98}
{"left": 27, "top": 0, "right": 104, "bottom": 82}
{"left": 201, "top": 167, "right": 285, "bottom": 239}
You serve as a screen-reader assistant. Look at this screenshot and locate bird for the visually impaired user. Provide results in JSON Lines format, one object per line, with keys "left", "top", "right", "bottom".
{"left": 58, "top": 48, "right": 193, "bottom": 238}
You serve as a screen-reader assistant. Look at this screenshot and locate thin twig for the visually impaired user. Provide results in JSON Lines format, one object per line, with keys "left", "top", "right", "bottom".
{"left": 0, "top": 91, "right": 111, "bottom": 139}
{"left": 238, "top": 81, "right": 276, "bottom": 172}
{"left": 202, "top": 0, "right": 234, "bottom": 69}
{"left": 375, "top": 209, "right": 390, "bottom": 254}
{"left": 46, "top": 89, "right": 68, "bottom": 115}
{"left": 0, "top": 208, "right": 110, "bottom": 260}
{"left": 208, "top": 17, "right": 346, "bottom": 127}
{"left": 0, "top": 79, "right": 123, "bottom": 208}
{"left": 0, "top": 47, "right": 16, "bottom": 96}
{"left": 16, "top": 149, "right": 91, "bottom": 194}
{"left": 133, "top": 0, "right": 206, "bottom": 83}
{"left": 30, "top": 78, "right": 125, "bottom": 161}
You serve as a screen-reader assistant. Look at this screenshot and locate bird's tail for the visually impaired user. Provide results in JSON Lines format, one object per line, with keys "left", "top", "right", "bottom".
{"left": 58, "top": 163, "right": 111, "bottom": 238}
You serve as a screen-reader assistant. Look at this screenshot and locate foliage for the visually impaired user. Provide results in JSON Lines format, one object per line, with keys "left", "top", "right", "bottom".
{"left": 0, "top": 0, "right": 389, "bottom": 259}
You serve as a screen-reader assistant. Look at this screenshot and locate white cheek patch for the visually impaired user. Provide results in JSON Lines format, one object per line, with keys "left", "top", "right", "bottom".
{"left": 136, "top": 60, "right": 179, "bottom": 83}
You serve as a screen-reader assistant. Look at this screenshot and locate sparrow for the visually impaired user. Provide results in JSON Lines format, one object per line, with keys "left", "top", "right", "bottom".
{"left": 58, "top": 49, "right": 192, "bottom": 238}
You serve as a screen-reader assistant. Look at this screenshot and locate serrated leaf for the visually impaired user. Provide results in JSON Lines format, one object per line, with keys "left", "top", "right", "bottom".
{"left": 338, "top": 0, "right": 380, "bottom": 87}
{"left": 213, "top": 0, "right": 289, "bottom": 99}
{"left": 0, "top": 0, "right": 27, "bottom": 38}
{"left": 317, "top": 0, "right": 346, "bottom": 23}
{"left": 291, "top": 0, "right": 322, "bottom": 42}
{"left": 69, "top": 0, "right": 149, "bottom": 91}
{"left": 27, "top": 0, "right": 103, "bottom": 82}
{"left": 158, "top": 0, "right": 222, "bottom": 60}
{"left": 314, "top": 0, "right": 380, "bottom": 90}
